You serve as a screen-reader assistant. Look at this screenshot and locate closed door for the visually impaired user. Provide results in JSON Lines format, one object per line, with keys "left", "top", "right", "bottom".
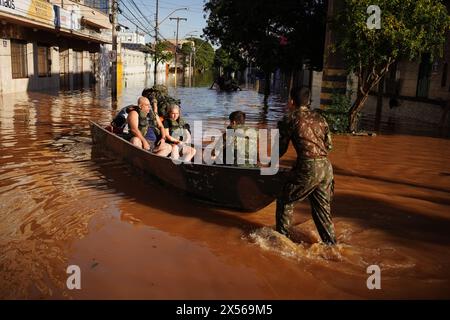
{"left": 59, "top": 49, "right": 69, "bottom": 88}
{"left": 73, "top": 51, "right": 83, "bottom": 87}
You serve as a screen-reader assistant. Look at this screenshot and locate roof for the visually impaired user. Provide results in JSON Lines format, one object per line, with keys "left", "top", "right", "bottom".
{"left": 121, "top": 43, "right": 152, "bottom": 53}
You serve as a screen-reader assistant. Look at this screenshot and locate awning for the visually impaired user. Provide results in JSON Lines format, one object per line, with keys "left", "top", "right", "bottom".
{"left": 80, "top": 7, "right": 111, "bottom": 30}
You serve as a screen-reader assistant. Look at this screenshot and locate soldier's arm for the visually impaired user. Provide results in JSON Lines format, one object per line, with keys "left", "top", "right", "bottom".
{"left": 278, "top": 118, "right": 291, "bottom": 158}
{"left": 325, "top": 121, "right": 333, "bottom": 151}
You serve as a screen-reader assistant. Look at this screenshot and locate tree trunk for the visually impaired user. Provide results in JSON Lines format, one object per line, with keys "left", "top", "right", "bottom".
{"left": 348, "top": 61, "right": 394, "bottom": 132}
{"left": 348, "top": 92, "right": 370, "bottom": 132}
{"left": 264, "top": 71, "right": 271, "bottom": 104}
{"left": 375, "top": 76, "right": 385, "bottom": 131}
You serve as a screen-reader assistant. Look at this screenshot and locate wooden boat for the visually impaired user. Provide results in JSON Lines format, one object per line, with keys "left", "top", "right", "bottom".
{"left": 90, "top": 121, "right": 288, "bottom": 212}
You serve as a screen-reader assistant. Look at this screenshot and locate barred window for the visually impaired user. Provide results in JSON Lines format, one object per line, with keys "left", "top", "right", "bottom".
{"left": 37, "top": 46, "right": 51, "bottom": 77}
{"left": 11, "top": 40, "right": 28, "bottom": 79}
{"left": 442, "top": 63, "right": 448, "bottom": 88}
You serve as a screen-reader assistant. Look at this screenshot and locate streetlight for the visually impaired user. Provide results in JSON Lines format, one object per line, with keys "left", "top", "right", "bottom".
{"left": 184, "top": 30, "right": 199, "bottom": 38}
{"left": 154, "top": 6, "right": 188, "bottom": 85}
{"left": 160, "top": 8, "right": 188, "bottom": 25}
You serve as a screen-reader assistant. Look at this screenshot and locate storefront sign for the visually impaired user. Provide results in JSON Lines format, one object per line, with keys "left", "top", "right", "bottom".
{"left": 0, "top": 0, "right": 54, "bottom": 26}
{"left": 0, "top": 0, "right": 15, "bottom": 10}
{"left": 54, "top": 5, "right": 73, "bottom": 30}
{"left": 71, "top": 6, "right": 80, "bottom": 30}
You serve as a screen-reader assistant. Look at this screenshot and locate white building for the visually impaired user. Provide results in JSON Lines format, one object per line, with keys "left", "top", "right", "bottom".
{"left": 118, "top": 30, "right": 146, "bottom": 45}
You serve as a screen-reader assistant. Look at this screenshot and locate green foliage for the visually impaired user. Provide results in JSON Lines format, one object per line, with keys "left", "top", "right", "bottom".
{"left": 319, "top": 93, "right": 354, "bottom": 133}
{"left": 335, "top": 0, "right": 450, "bottom": 74}
{"left": 181, "top": 42, "right": 194, "bottom": 67}
{"left": 181, "top": 42, "right": 193, "bottom": 57}
{"left": 334, "top": 0, "right": 450, "bottom": 131}
{"left": 150, "top": 41, "right": 174, "bottom": 65}
{"left": 187, "top": 37, "right": 215, "bottom": 72}
{"left": 204, "top": 0, "right": 326, "bottom": 73}
{"left": 213, "top": 47, "right": 244, "bottom": 73}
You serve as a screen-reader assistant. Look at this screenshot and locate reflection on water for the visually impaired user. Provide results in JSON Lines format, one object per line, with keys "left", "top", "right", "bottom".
{"left": 0, "top": 73, "right": 449, "bottom": 299}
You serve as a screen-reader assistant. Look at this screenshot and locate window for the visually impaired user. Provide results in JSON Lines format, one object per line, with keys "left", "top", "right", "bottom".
{"left": 37, "top": 46, "right": 51, "bottom": 77}
{"left": 442, "top": 63, "right": 448, "bottom": 88}
{"left": 417, "top": 54, "right": 431, "bottom": 98}
{"left": 11, "top": 40, "right": 28, "bottom": 79}
{"left": 385, "top": 62, "right": 398, "bottom": 95}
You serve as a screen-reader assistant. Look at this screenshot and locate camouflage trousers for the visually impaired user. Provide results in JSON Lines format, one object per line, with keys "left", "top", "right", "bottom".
{"left": 276, "top": 158, "right": 337, "bottom": 245}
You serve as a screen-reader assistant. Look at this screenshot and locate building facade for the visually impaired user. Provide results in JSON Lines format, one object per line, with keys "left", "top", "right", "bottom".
{"left": 310, "top": 0, "right": 450, "bottom": 128}
{"left": 119, "top": 30, "right": 146, "bottom": 45}
{"left": 0, "top": 0, "right": 112, "bottom": 94}
{"left": 119, "top": 32, "right": 166, "bottom": 85}
{"left": 361, "top": 30, "right": 450, "bottom": 127}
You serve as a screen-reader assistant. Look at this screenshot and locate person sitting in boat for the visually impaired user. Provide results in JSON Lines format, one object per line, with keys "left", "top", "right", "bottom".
{"left": 126, "top": 96, "right": 154, "bottom": 151}
{"left": 214, "top": 111, "right": 257, "bottom": 167}
{"left": 141, "top": 88, "right": 172, "bottom": 157}
{"left": 210, "top": 74, "right": 241, "bottom": 91}
{"left": 224, "top": 76, "right": 242, "bottom": 91}
{"left": 163, "top": 104, "right": 196, "bottom": 162}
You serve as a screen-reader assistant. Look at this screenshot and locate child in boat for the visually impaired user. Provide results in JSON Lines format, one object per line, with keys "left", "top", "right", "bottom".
{"left": 214, "top": 111, "right": 257, "bottom": 167}
{"left": 163, "top": 104, "right": 196, "bottom": 162}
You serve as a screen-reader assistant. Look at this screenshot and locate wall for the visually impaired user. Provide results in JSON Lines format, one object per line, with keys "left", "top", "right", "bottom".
{"left": 362, "top": 95, "right": 449, "bottom": 127}
{"left": 0, "top": 37, "right": 98, "bottom": 94}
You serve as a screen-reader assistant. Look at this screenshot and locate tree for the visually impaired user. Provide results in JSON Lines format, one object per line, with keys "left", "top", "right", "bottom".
{"left": 204, "top": 0, "right": 326, "bottom": 99}
{"left": 186, "top": 37, "right": 215, "bottom": 72}
{"left": 334, "top": 0, "right": 450, "bottom": 132}
{"left": 213, "top": 47, "right": 245, "bottom": 75}
{"left": 181, "top": 42, "right": 194, "bottom": 68}
{"left": 148, "top": 41, "right": 174, "bottom": 69}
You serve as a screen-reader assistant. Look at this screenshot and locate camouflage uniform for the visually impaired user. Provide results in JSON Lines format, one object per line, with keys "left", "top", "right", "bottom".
{"left": 144, "top": 85, "right": 181, "bottom": 117}
{"left": 220, "top": 124, "right": 258, "bottom": 167}
{"left": 276, "top": 106, "right": 337, "bottom": 245}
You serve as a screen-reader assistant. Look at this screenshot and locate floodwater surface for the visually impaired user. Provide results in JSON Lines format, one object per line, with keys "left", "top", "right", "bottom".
{"left": 0, "top": 77, "right": 449, "bottom": 299}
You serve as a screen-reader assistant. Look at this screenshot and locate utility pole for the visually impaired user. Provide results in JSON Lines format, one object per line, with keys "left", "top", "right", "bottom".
{"left": 193, "top": 46, "right": 196, "bottom": 75}
{"left": 169, "top": 17, "right": 187, "bottom": 87}
{"left": 153, "top": 0, "right": 159, "bottom": 86}
{"left": 111, "top": 0, "right": 118, "bottom": 101}
{"left": 189, "top": 50, "right": 192, "bottom": 78}
{"left": 192, "top": 46, "right": 196, "bottom": 87}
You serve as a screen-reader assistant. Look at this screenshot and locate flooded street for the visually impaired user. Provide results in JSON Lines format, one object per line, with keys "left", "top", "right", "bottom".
{"left": 1, "top": 76, "right": 449, "bottom": 299}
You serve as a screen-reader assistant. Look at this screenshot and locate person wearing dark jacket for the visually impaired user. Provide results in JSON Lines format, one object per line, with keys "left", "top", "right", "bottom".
{"left": 276, "top": 87, "right": 337, "bottom": 245}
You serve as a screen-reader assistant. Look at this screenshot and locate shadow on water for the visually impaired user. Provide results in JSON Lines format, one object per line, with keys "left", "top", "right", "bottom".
{"left": 88, "top": 143, "right": 450, "bottom": 249}
{"left": 360, "top": 115, "right": 450, "bottom": 139}
{"left": 333, "top": 193, "right": 450, "bottom": 246}
{"left": 88, "top": 145, "right": 266, "bottom": 233}
{"left": 334, "top": 165, "right": 450, "bottom": 194}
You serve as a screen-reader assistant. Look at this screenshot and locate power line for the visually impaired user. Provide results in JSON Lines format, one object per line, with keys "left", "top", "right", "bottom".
{"left": 127, "top": 0, "right": 156, "bottom": 29}
{"left": 119, "top": 11, "right": 155, "bottom": 38}
{"left": 119, "top": 0, "right": 154, "bottom": 36}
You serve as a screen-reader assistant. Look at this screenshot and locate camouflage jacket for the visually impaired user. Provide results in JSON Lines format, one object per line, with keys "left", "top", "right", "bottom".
{"left": 221, "top": 125, "right": 257, "bottom": 167}
{"left": 278, "top": 106, "right": 332, "bottom": 161}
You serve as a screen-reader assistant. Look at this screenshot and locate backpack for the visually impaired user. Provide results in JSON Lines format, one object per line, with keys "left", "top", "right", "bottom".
{"left": 111, "top": 105, "right": 137, "bottom": 134}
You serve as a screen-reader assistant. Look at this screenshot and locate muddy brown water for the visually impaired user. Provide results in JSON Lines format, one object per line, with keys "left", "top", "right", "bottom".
{"left": 0, "top": 82, "right": 449, "bottom": 299}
